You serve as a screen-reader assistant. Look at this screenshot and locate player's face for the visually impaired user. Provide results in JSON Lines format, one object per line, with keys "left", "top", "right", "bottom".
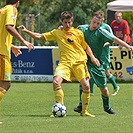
{"left": 90, "top": 16, "right": 103, "bottom": 31}
{"left": 62, "top": 18, "right": 73, "bottom": 30}
{"left": 115, "top": 13, "right": 122, "bottom": 23}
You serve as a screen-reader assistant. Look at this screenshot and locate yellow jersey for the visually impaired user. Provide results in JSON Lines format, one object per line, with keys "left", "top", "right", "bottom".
{"left": 43, "top": 27, "right": 88, "bottom": 63}
{"left": 0, "top": 5, "right": 18, "bottom": 58}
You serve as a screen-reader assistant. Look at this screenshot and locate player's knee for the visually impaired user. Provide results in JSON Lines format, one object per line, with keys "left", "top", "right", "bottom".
{"left": 53, "top": 79, "right": 60, "bottom": 89}
{"left": 2, "top": 81, "right": 11, "bottom": 91}
{"left": 82, "top": 83, "right": 90, "bottom": 91}
{"left": 101, "top": 87, "right": 109, "bottom": 96}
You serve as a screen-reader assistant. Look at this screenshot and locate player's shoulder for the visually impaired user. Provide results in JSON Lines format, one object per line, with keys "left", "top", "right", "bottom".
{"left": 101, "top": 23, "right": 110, "bottom": 28}
{"left": 101, "top": 23, "right": 112, "bottom": 30}
{"left": 102, "top": 23, "right": 110, "bottom": 27}
{"left": 73, "top": 27, "right": 84, "bottom": 35}
{"left": 77, "top": 24, "right": 89, "bottom": 34}
{"left": 77, "top": 24, "right": 89, "bottom": 29}
{"left": 99, "top": 26, "right": 111, "bottom": 35}
{"left": 6, "top": 5, "right": 17, "bottom": 13}
{"left": 0, "top": 5, "right": 15, "bottom": 15}
{"left": 0, "top": 5, "right": 10, "bottom": 11}
{"left": 122, "top": 19, "right": 129, "bottom": 24}
{"left": 5, "top": 5, "right": 14, "bottom": 10}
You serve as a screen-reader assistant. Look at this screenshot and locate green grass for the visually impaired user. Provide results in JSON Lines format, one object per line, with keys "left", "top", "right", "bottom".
{"left": 0, "top": 83, "right": 132, "bottom": 133}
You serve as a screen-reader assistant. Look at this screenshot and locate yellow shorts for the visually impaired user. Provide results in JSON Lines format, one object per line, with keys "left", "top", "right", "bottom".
{"left": 0, "top": 54, "right": 12, "bottom": 81}
{"left": 54, "top": 61, "right": 90, "bottom": 82}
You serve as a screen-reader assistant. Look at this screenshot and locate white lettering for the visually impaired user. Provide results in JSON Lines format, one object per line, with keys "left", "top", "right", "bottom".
{"left": 11, "top": 60, "right": 35, "bottom": 68}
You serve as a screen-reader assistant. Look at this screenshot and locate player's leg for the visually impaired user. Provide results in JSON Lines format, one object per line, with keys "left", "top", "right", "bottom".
{"left": 50, "top": 63, "right": 72, "bottom": 118}
{"left": 73, "top": 78, "right": 95, "bottom": 113}
{"left": 0, "top": 81, "right": 10, "bottom": 124}
{"left": 73, "top": 62, "right": 87, "bottom": 113}
{"left": 50, "top": 76, "right": 64, "bottom": 118}
{"left": 97, "top": 71, "right": 116, "bottom": 114}
{"left": 0, "top": 55, "right": 12, "bottom": 124}
{"left": 73, "top": 62, "right": 95, "bottom": 117}
{"left": 100, "top": 87, "right": 116, "bottom": 114}
{"left": 73, "top": 84, "right": 82, "bottom": 113}
{"left": 53, "top": 63, "right": 72, "bottom": 104}
{"left": 53, "top": 76, "right": 64, "bottom": 104}
{"left": 80, "top": 78, "right": 95, "bottom": 117}
{"left": 105, "top": 70, "right": 120, "bottom": 96}
{"left": 91, "top": 65, "right": 116, "bottom": 114}
{"left": 0, "top": 81, "right": 10, "bottom": 101}
{"left": 74, "top": 63, "right": 94, "bottom": 113}
{"left": 89, "top": 78, "right": 95, "bottom": 96}
{"left": 0, "top": 55, "right": 11, "bottom": 100}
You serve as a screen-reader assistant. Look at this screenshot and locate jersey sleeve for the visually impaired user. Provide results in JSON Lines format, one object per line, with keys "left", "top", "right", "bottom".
{"left": 99, "top": 27, "right": 115, "bottom": 43}
{"left": 77, "top": 25, "right": 88, "bottom": 33}
{"left": 81, "top": 33, "right": 88, "bottom": 50}
{"left": 105, "top": 24, "right": 113, "bottom": 34}
{"left": 5, "top": 6, "right": 17, "bottom": 26}
{"left": 123, "top": 20, "right": 130, "bottom": 35}
{"left": 43, "top": 29, "right": 57, "bottom": 42}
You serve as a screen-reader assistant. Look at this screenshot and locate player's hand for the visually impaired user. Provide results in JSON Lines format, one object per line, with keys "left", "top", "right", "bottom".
{"left": 11, "top": 45, "right": 22, "bottom": 57}
{"left": 58, "top": 25, "right": 63, "bottom": 30}
{"left": 104, "top": 42, "right": 110, "bottom": 47}
{"left": 91, "top": 57, "right": 100, "bottom": 67}
{"left": 23, "top": 40, "right": 34, "bottom": 52}
{"left": 17, "top": 25, "right": 27, "bottom": 32}
{"left": 127, "top": 45, "right": 133, "bottom": 51}
{"left": 118, "top": 45, "right": 123, "bottom": 50}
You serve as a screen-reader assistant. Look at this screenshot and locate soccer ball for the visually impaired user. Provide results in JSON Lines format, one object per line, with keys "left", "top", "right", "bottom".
{"left": 52, "top": 103, "right": 67, "bottom": 117}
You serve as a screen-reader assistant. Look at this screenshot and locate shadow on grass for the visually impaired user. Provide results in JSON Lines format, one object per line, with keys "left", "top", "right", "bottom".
{"left": 3, "top": 114, "right": 83, "bottom": 118}
{"left": 3, "top": 112, "right": 106, "bottom": 118}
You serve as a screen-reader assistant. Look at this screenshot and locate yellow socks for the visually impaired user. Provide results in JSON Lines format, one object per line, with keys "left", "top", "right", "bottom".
{"left": 0, "top": 87, "right": 6, "bottom": 124}
{"left": 81, "top": 90, "right": 95, "bottom": 117}
{"left": 82, "top": 90, "right": 90, "bottom": 114}
{"left": 54, "top": 87, "right": 64, "bottom": 104}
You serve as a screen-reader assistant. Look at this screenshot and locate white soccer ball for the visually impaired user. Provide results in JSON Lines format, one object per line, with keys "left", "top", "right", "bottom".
{"left": 52, "top": 103, "right": 67, "bottom": 117}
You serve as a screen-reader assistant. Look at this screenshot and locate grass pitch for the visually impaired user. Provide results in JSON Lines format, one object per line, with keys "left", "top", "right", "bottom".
{"left": 0, "top": 82, "right": 132, "bottom": 133}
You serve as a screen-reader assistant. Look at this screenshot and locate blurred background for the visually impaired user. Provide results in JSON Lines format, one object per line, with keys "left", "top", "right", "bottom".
{"left": 0, "top": 0, "right": 133, "bottom": 46}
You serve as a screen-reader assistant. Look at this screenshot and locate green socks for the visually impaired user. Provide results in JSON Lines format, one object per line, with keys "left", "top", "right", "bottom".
{"left": 108, "top": 74, "right": 118, "bottom": 90}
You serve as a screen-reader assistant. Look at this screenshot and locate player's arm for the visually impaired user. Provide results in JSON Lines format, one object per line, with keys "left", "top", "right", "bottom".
{"left": 114, "top": 37, "right": 133, "bottom": 51}
{"left": 6, "top": 25, "right": 34, "bottom": 52}
{"left": 123, "top": 21, "right": 130, "bottom": 44}
{"left": 11, "top": 44, "right": 22, "bottom": 57}
{"left": 86, "top": 46, "right": 100, "bottom": 67}
{"left": 123, "top": 34, "right": 129, "bottom": 43}
{"left": 80, "top": 30, "right": 100, "bottom": 66}
{"left": 18, "top": 25, "right": 45, "bottom": 41}
{"left": 119, "top": 34, "right": 130, "bottom": 49}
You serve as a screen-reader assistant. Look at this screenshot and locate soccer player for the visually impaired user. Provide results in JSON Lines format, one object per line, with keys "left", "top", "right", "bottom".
{"left": 110, "top": 11, "right": 131, "bottom": 48}
{"left": 0, "top": 0, "right": 34, "bottom": 124}
{"left": 18, "top": 11, "right": 100, "bottom": 117}
{"left": 90, "top": 21, "right": 120, "bottom": 96}
{"left": 74, "top": 11, "right": 133, "bottom": 114}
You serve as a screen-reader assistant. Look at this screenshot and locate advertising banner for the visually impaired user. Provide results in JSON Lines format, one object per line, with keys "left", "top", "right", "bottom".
{"left": 52, "top": 47, "right": 133, "bottom": 81}
{"left": 110, "top": 47, "right": 133, "bottom": 81}
{"left": 11, "top": 46, "right": 133, "bottom": 82}
{"left": 11, "top": 47, "right": 54, "bottom": 82}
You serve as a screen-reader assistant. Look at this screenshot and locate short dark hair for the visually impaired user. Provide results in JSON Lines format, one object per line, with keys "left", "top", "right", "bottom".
{"left": 92, "top": 10, "right": 104, "bottom": 21}
{"left": 60, "top": 11, "right": 73, "bottom": 21}
{"left": 6, "top": 0, "right": 19, "bottom": 5}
